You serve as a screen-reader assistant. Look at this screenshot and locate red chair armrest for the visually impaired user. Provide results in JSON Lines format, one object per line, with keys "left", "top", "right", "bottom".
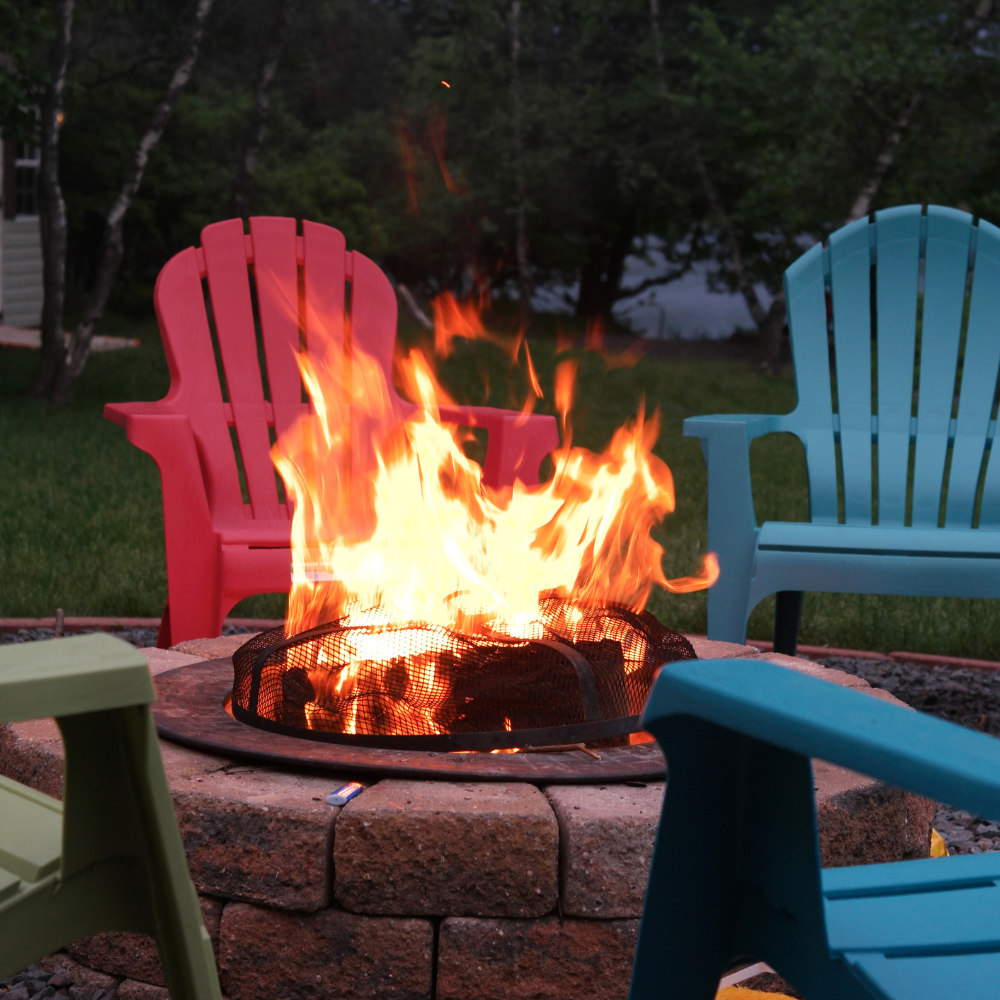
{"left": 104, "top": 400, "right": 171, "bottom": 428}
{"left": 122, "top": 412, "right": 215, "bottom": 542}
{"left": 434, "top": 405, "right": 560, "bottom": 488}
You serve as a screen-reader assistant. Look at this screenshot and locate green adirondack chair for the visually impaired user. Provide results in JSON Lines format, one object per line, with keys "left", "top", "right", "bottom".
{"left": 684, "top": 205, "right": 1000, "bottom": 652}
{"left": 0, "top": 633, "right": 221, "bottom": 1000}
{"left": 630, "top": 657, "right": 1000, "bottom": 1000}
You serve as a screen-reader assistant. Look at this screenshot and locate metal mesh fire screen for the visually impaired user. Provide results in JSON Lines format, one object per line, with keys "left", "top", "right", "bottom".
{"left": 231, "top": 598, "right": 696, "bottom": 751}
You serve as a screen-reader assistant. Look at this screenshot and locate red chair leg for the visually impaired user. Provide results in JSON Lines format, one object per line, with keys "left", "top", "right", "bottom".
{"left": 156, "top": 601, "right": 172, "bottom": 649}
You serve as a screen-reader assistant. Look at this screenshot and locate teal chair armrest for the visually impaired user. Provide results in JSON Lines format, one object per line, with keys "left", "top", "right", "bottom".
{"left": 682, "top": 412, "right": 783, "bottom": 441}
{"left": 643, "top": 658, "right": 1000, "bottom": 822}
{"left": 0, "top": 634, "right": 155, "bottom": 725}
{"left": 681, "top": 417, "right": 784, "bottom": 640}
{"left": 681, "top": 415, "right": 782, "bottom": 528}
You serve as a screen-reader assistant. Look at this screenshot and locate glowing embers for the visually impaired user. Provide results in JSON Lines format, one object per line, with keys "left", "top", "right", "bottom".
{"left": 231, "top": 598, "right": 695, "bottom": 751}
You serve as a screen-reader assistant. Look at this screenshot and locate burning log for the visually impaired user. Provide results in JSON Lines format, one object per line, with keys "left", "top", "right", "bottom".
{"left": 232, "top": 598, "right": 695, "bottom": 751}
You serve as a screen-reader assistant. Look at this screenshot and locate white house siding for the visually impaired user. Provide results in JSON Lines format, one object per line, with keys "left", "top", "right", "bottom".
{"left": 1, "top": 217, "right": 43, "bottom": 326}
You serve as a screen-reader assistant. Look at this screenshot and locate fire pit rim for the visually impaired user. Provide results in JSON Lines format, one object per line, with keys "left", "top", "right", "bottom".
{"left": 151, "top": 657, "right": 667, "bottom": 783}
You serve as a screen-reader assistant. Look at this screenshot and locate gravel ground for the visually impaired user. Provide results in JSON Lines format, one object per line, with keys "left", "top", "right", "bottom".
{"left": 0, "top": 965, "right": 108, "bottom": 1000}
{"left": 814, "top": 654, "right": 1000, "bottom": 855}
{"left": 0, "top": 623, "right": 258, "bottom": 648}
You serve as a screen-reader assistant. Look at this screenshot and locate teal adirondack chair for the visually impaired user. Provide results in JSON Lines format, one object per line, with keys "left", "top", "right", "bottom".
{"left": 0, "top": 633, "right": 221, "bottom": 1000}
{"left": 630, "top": 657, "right": 1000, "bottom": 1000}
{"left": 685, "top": 205, "right": 1000, "bottom": 651}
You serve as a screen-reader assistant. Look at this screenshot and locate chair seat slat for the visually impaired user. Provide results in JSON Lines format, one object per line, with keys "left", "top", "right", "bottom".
{"left": 758, "top": 519, "right": 1000, "bottom": 556}
{"left": 843, "top": 947, "right": 1000, "bottom": 996}
{"left": 826, "top": 881, "right": 1000, "bottom": 952}
{"left": 0, "top": 777, "right": 62, "bottom": 883}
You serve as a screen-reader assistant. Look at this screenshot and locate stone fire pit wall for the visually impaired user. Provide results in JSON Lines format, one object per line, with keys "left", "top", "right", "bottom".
{"left": 0, "top": 637, "right": 936, "bottom": 1000}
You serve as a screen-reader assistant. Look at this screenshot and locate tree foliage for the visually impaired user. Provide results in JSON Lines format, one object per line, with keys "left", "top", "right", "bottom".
{"left": 2, "top": 0, "right": 1000, "bottom": 359}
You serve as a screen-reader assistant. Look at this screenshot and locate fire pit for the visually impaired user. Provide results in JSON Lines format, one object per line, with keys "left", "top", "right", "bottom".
{"left": 231, "top": 599, "right": 695, "bottom": 751}
{"left": 157, "top": 294, "right": 719, "bottom": 782}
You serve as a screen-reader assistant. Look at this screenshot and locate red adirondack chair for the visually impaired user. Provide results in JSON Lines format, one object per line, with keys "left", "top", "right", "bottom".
{"left": 104, "top": 218, "right": 561, "bottom": 647}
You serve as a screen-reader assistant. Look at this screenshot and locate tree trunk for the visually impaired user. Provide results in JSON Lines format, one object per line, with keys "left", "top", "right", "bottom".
{"left": 30, "top": 0, "right": 74, "bottom": 399}
{"left": 575, "top": 217, "right": 635, "bottom": 328}
{"left": 232, "top": 0, "right": 291, "bottom": 218}
{"left": 51, "top": 0, "right": 215, "bottom": 404}
{"left": 510, "top": 0, "right": 531, "bottom": 327}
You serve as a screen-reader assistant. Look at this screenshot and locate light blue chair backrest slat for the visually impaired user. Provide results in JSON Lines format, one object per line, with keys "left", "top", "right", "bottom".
{"left": 977, "top": 431, "right": 1000, "bottom": 528}
{"left": 829, "top": 219, "right": 874, "bottom": 524}
{"left": 874, "top": 206, "right": 922, "bottom": 526}
{"left": 784, "top": 243, "right": 839, "bottom": 524}
{"left": 947, "top": 219, "right": 1000, "bottom": 527}
{"left": 911, "top": 207, "right": 973, "bottom": 526}
{"left": 784, "top": 205, "right": 1000, "bottom": 533}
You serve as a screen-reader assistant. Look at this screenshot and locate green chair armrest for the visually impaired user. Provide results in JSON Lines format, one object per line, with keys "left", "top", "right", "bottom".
{"left": 643, "top": 658, "right": 1000, "bottom": 822}
{"left": 0, "top": 634, "right": 154, "bottom": 725}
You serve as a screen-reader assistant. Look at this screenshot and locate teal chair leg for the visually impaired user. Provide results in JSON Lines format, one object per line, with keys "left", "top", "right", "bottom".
{"left": 632, "top": 714, "right": 874, "bottom": 1000}
{"left": 694, "top": 419, "right": 761, "bottom": 645}
{"left": 773, "top": 591, "right": 804, "bottom": 655}
{"left": 706, "top": 571, "right": 755, "bottom": 644}
{"left": 629, "top": 719, "right": 747, "bottom": 1000}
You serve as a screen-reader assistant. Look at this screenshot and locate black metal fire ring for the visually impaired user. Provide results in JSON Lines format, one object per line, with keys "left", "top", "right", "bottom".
{"left": 151, "top": 658, "right": 667, "bottom": 784}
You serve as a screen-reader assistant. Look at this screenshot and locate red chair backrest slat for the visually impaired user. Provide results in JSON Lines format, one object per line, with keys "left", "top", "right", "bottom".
{"left": 152, "top": 218, "right": 400, "bottom": 530}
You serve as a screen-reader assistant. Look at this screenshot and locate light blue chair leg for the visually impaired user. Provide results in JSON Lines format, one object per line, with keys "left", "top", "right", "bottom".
{"left": 706, "top": 570, "right": 754, "bottom": 644}
{"left": 695, "top": 419, "right": 762, "bottom": 644}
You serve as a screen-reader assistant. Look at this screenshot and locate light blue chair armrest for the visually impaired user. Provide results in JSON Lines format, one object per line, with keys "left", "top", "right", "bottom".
{"left": 682, "top": 413, "right": 783, "bottom": 531}
{"left": 643, "top": 658, "right": 1000, "bottom": 820}
{"left": 681, "top": 415, "right": 784, "bottom": 641}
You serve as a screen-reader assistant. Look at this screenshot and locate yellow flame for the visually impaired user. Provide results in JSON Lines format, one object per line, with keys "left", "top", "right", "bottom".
{"left": 271, "top": 306, "right": 718, "bottom": 643}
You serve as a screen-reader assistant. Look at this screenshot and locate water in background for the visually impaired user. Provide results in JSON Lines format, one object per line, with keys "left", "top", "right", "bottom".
{"left": 531, "top": 236, "right": 774, "bottom": 340}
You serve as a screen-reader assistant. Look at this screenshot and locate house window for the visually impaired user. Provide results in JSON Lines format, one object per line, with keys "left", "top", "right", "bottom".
{"left": 14, "top": 144, "right": 40, "bottom": 217}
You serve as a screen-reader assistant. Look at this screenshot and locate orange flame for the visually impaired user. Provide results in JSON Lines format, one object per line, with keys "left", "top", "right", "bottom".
{"left": 397, "top": 121, "right": 420, "bottom": 214}
{"left": 429, "top": 113, "right": 461, "bottom": 194}
{"left": 432, "top": 291, "right": 490, "bottom": 357}
{"left": 554, "top": 360, "right": 577, "bottom": 435}
{"left": 272, "top": 295, "right": 718, "bottom": 647}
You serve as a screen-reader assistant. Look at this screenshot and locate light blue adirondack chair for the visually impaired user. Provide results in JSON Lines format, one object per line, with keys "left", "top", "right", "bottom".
{"left": 685, "top": 205, "right": 1000, "bottom": 651}
{"left": 630, "top": 657, "right": 1000, "bottom": 1000}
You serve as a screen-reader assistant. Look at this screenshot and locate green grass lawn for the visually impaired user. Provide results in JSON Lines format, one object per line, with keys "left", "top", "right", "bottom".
{"left": 2, "top": 311, "right": 999, "bottom": 658}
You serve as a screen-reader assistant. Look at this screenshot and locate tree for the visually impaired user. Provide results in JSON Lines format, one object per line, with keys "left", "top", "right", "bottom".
{"left": 45, "top": 0, "right": 216, "bottom": 403}
{"left": 232, "top": 0, "right": 292, "bottom": 218}
{"left": 665, "top": 0, "right": 1000, "bottom": 368}
{"left": 30, "top": 0, "right": 72, "bottom": 400}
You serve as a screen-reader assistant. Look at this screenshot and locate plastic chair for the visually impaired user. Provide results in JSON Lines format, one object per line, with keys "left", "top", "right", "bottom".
{"left": 630, "top": 656, "right": 1000, "bottom": 1000}
{"left": 0, "top": 633, "right": 221, "bottom": 999}
{"left": 105, "top": 218, "right": 560, "bottom": 646}
{"left": 684, "top": 205, "right": 1000, "bottom": 651}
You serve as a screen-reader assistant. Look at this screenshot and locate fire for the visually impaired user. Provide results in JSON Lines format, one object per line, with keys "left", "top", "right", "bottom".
{"left": 269, "top": 294, "right": 718, "bottom": 731}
